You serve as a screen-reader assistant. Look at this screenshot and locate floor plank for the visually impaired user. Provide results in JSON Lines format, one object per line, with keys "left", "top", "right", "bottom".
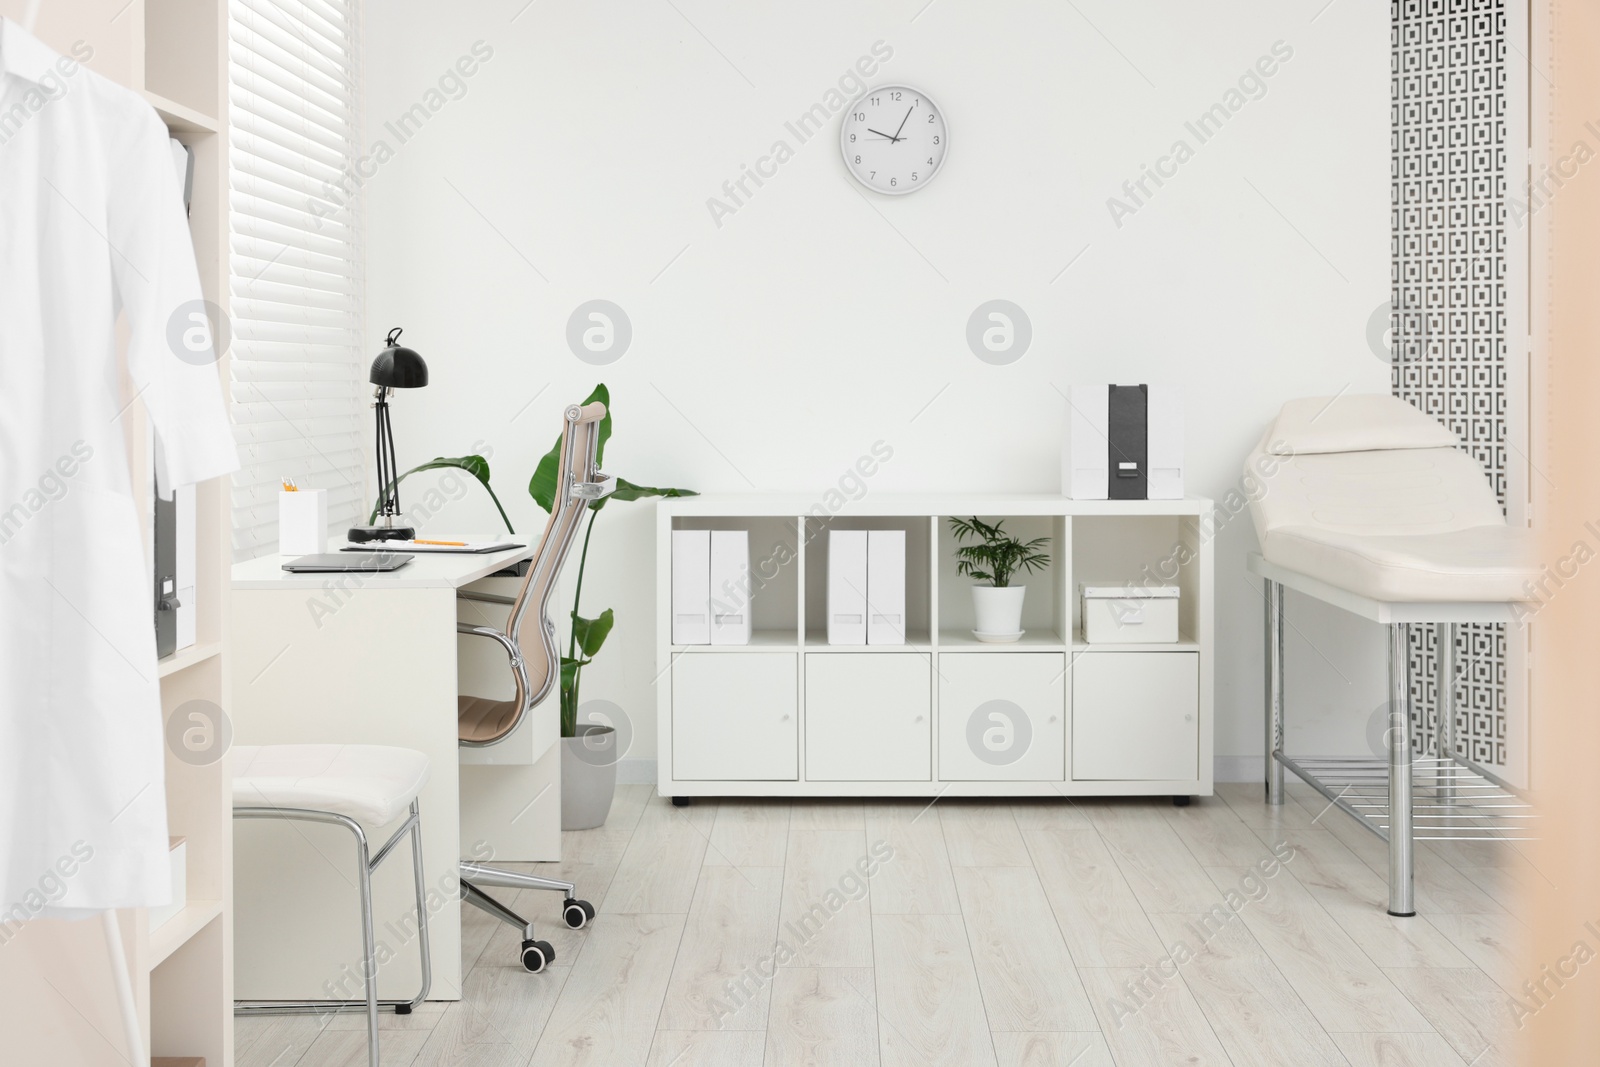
{"left": 1203, "top": 865, "right": 1433, "bottom": 1033}
{"left": 657, "top": 865, "right": 785, "bottom": 1031}
{"left": 871, "top": 913, "right": 998, "bottom": 1067}
{"left": 704, "top": 801, "right": 791, "bottom": 869}
{"left": 602, "top": 803, "right": 714, "bottom": 914}
{"left": 1385, "top": 966, "right": 1521, "bottom": 1067}
{"left": 776, "top": 829, "right": 874, "bottom": 968}
{"left": 1078, "top": 967, "right": 1232, "bottom": 1066}
{"left": 1330, "top": 1031, "right": 1471, "bottom": 1067}
{"left": 531, "top": 913, "right": 688, "bottom": 1067}
{"left": 1146, "top": 912, "right": 1347, "bottom": 1066}
{"left": 953, "top": 865, "right": 1096, "bottom": 1031}
{"left": 987, "top": 1032, "right": 1114, "bottom": 1066}
{"left": 940, "top": 801, "right": 1031, "bottom": 866}
{"left": 763, "top": 967, "right": 879, "bottom": 1067}
{"left": 645, "top": 1029, "right": 767, "bottom": 1067}
{"left": 865, "top": 802, "right": 961, "bottom": 915}
{"left": 1022, "top": 828, "right": 1167, "bottom": 968}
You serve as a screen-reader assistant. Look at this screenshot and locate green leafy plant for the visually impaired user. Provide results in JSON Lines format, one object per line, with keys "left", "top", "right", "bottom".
{"left": 529, "top": 384, "right": 696, "bottom": 737}
{"left": 947, "top": 516, "right": 1050, "bottom": 588}
{"left": 369, "top": 453, "right": 515, "bottom": 533}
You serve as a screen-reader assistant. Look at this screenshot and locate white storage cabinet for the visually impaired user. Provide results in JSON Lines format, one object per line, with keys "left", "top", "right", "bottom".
{"left": 656, "top": 496, "right": 1213, "bottom": 800}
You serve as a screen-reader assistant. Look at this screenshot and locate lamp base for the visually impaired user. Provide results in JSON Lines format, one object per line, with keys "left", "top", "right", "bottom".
{"left": 348, "top": 524, "right": 415, "bottom": 543}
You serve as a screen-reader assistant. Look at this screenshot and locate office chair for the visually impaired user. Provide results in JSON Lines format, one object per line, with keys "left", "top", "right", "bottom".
{"left": 455, "top": 400, "right": 611, "bottom": 972}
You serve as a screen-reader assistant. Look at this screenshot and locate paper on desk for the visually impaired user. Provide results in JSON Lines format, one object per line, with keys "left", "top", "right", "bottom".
{"left": 341, "top": 539, "right": 523, "bottom": 554}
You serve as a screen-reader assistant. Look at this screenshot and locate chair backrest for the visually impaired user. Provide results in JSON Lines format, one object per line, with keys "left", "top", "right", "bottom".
{"left": 463, "top": 401, "right": 606, "bottom": 747}
{"left": 1246, "top": 395, "right": 1504, "bottom": 543}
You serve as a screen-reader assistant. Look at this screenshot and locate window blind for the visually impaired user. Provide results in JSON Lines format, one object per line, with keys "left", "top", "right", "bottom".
{"left": 228, "top": 0, "right": 366, "bottom": 558}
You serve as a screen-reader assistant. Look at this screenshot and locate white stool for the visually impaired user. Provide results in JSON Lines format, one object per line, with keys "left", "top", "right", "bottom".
{"left": 232, "top": 744, "right": 433, "bottom": 1067}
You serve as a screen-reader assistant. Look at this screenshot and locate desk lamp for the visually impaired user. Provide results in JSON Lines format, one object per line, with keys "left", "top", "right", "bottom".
{"left": 348, "top": 327, "right": 429, "bottom": 543}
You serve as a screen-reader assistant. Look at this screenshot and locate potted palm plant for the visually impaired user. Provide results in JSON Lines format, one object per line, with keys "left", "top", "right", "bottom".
{"left": 948, "top": 516, "right": 1050, "bottom": 642}
{"left": 529, "top": 384, "right": 695, "bottom": 828}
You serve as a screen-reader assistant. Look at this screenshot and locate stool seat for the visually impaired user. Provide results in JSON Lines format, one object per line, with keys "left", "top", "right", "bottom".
{"left": 233, "top": 744, "right": 429, "bottom": 826}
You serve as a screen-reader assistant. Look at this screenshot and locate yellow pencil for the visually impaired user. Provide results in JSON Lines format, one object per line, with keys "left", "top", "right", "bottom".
{"left": 414, "top": 539, "right": 466, "bottom": 546}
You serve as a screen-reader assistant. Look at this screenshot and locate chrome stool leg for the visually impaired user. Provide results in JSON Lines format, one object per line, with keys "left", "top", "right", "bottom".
{"left": 1388, "top": 623, "right": 1416, "bottom": 917}
{"left": 234, "top": 800, "right": 433, "bottom": 1066}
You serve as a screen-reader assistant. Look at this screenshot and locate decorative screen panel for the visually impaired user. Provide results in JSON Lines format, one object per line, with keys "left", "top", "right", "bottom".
{"left": 1391, "top": 0, "right": 1508, "bottom": 766}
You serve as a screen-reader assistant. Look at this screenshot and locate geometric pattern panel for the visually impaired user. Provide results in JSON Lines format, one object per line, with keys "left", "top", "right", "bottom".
{"left": 1392, "top": 0, "right": 1508, "bottom": 766}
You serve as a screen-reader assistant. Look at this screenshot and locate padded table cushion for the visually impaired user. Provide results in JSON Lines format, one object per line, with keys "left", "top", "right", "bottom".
{"left": 1262, "top": 524, "right": 1536, "bottom": 603}
{"left": 233, "top": 744, "right": 430, "bottom": 826}
{"left": 1247, "top": 397, "right": 1536, "bottom": 604}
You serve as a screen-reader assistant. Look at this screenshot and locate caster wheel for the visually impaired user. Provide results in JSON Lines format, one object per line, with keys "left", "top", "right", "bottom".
{"left": 563, "top": 898, "right": 596, "bottom": 929}
{"left": 1172, "top": 795, "right": 1192, "bottom": 807}
{"left": 671, "top": 796, "right": 691, "bottom": 807}
{"left": 520, "top": 939, "right": 555, "bottom": 973}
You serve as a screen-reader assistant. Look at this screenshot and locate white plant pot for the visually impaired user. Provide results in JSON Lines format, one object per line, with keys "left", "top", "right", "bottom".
{"left": 971, "top": 584, "right": 1026, "bottom": 636}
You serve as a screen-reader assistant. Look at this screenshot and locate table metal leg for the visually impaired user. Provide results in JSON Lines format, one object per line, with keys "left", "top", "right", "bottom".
{"left": 1435, "top": 622, "right": 1457, "bottom": 805}
{"left": 1265, "top": 579, "right": 1285, "bottom": 805}
{"left": 1388, "top": 622, "right": 1415, "bottom": 917}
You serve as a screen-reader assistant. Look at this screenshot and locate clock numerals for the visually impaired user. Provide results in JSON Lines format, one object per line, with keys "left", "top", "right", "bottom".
{"left": 840, "top": 84, "right": 948, "bottom": 195}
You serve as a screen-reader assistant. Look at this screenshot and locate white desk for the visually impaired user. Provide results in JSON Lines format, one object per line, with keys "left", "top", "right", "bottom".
{"left": 230, "top": 544, "right": 559, "bottom": 1002}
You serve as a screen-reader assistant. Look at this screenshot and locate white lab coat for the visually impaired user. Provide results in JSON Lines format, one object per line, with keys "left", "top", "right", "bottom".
{"left": 0, "top": 19, "right": 238, "bottom": 914}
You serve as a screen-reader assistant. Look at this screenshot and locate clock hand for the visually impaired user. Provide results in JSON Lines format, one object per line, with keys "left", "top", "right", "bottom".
{"left": 890, "top": 105, "right": 914, "bottom": 142}
{"left": 866, "top": 128, "right": 900, "bottom": 142}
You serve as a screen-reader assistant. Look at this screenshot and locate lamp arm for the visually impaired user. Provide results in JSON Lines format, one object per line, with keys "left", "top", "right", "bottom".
{"left": 366, "top": 463, "right": 517, "bottom": 534}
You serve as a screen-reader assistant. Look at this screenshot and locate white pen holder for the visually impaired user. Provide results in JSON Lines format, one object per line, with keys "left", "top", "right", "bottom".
{"left": 279, "top": 489, "right": 328, "bottom": 555}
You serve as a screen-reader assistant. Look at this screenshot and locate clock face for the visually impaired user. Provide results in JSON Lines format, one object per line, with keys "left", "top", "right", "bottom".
{"left": 839, "top": 85, "right": 948, "bottom": 195}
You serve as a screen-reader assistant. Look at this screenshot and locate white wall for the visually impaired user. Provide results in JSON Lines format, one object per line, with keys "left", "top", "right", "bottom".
{"left": 363, "top": 0, "right": 1392, "bottom": 781}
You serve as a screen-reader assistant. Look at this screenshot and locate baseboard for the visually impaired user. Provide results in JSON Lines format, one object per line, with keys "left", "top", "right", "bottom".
{"left": 1214, "top": 755, "right": 1264, "bottom": 784}
{"left": 617, "top": 757, "right": 658, "bottom": 785}
{"left": 623, "top": 757, "right": 1256, "bottom": 787}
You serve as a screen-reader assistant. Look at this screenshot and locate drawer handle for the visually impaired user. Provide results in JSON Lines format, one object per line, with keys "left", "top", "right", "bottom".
{"left": 781, "top": 713, "right": 791, "bottom": 721}
{"left": 914, "top": 715, "right": 924, "bottom": 723}
{"left": 1184, "top": 714, "right": 1194, "bottom": 722}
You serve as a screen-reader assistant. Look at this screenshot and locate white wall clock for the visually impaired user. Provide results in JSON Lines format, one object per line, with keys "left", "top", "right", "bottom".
{"left": 839, "top": 84, "right": 948, "bottom": 195}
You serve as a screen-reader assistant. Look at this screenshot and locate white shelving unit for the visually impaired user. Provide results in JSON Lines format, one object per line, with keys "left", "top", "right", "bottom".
{"left": 0, "top": 2, "right": 234, "bottom": 1064}
{"left": 656, "top": 494, "right": 1214, "bottom": 799}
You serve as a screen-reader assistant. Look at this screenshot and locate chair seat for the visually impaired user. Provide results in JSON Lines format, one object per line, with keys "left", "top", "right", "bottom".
{"left": 459, "top": 695, "right": 521, "bottom": 744}
{"left": 1262, "top": 524, "right": 1537, "bottom": 603}
{"left": 233, "top": 744, "right": 430, "bottom": 826}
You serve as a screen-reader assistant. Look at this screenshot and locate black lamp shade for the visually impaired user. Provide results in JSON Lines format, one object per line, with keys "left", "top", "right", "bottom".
{"left": 370, "top": 328, "right": 429, "bottom": 388}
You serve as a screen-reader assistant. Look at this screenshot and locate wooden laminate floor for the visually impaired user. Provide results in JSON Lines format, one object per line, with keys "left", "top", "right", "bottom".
{"left": 237, "top": 782, "right": 1533, "bottom": 1067}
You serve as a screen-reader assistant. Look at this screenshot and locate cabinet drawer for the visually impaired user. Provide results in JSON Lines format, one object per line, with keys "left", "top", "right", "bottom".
{"left": 937, "top": 653, "right": 1065, "bottom": 781}
{"left": 806, "top": 654, "right": 930, "bottom": 781}
{"left": 673, "top": 654, "right": 798, "bottom": 780}
{"left": 1072, "top": 651, "right": 1198, "bottom": 781}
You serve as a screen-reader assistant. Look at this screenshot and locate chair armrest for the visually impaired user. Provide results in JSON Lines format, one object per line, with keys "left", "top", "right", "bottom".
{"left": 458, "top": 590, "right": 516, "bottom": 606}
{"left": 457, "top": 623, "right": 533, "bottom": 713}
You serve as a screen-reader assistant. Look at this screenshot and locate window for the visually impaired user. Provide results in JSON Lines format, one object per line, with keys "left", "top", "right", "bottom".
{"left": 228, "top": 0, "right": 366, "bottom": 557}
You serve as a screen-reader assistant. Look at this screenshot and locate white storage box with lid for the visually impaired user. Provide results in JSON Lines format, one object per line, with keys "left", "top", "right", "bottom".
{"left": 1080, "top": 583, "right": 1179, "bottom": 643}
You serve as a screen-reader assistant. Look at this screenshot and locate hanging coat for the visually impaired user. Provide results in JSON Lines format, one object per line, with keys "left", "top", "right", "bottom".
{"left": 0, "top": 19, "right": 238, "bottom": 916}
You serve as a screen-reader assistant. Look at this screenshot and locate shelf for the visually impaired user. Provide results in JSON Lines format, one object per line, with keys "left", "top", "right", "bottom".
{"left": 158, "top": 641, "right": 223, "bottom": 678}
{"left": 145, "top": 90, "right": 220, "bottom": 137}
{"left": 1071, "top": 631, "right": 1199, "bottom": 653}
{"left": 670, "top": 630, "right": 797, "bottom": 653}
{"left": 804, "top": 630, "right": 933, "bottom": 652}
{"left": 149, "top": 898, "right": 223, "bottom": 966}
{"left": 939, "top": 629, "right": 1068, "bottom": 651}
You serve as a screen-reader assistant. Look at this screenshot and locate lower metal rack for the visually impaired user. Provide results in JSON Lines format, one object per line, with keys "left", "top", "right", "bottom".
{"left": 1276, "top": 753, "right": 1538, "bottom": 842}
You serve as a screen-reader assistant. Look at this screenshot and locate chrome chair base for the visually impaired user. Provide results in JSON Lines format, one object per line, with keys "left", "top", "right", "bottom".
{"left": 458, "top": 860, "right": 595, "bottom": 973}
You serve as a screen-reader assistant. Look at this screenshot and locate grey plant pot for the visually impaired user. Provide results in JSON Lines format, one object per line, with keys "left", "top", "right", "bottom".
{"left": 561, "top": 724, "right": 618, "bottom": 830}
